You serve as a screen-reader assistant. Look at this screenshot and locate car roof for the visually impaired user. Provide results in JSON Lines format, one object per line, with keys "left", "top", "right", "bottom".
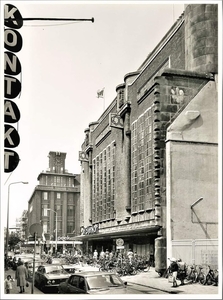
{"left": 39, "top": 263, "right": 63, "bottom": 267}
{"left": 71, "top": 271, "right": 115, "bottom": 277}
{"left": 25, "top": 259, "right": 44, "bottom": 263}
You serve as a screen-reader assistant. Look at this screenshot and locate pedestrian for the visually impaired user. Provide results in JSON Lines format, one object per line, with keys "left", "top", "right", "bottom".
{"left": 17, "top": 257, "right": 22, "bottom": 266}
{"left": 5, "top": 275, "right": 14, "bottom": 294}
{"left": 177, "top": 258, "right": 187, "bottom": 285}
{"left": 99, "top": 249, "right": 105, "bottom": 260}
{"left": 127, "top": 249, "right": 134, "bottom": 263}
{"left": 4, "top": 254, "right": 9, "bottom": 271}
{"left": 15, "top": 261, "right": 28, "bottom": 293}
{"left": 93, "top": 249, "right": 98, "bottom": 261}
{"left": 105, "top": 249, "right": 109, "bottom": 260}
{"left": 109, "top": 250, "right": 114, "bottom": 260}
{"left": 168, "top": 257, "right": 179, "bottom": 287}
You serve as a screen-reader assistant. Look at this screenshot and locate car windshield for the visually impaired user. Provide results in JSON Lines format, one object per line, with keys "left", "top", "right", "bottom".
{"left": 46, "top": 266, "right": 67, "bottom": 274}
{"left": 87, "top": 274, "right": 123, "bottom": 289}
{"left": 52, "top": 259, "right": 66, "bottom": 264}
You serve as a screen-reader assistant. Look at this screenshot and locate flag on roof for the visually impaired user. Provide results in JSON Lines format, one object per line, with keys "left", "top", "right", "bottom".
{"left": 97, "top": 88, "right": 104, "bottom": 98}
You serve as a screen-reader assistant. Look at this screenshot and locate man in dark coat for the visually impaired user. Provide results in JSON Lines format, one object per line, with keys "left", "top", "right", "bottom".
{"left": 15, "top": 261, "right": 28, "bottom": 293}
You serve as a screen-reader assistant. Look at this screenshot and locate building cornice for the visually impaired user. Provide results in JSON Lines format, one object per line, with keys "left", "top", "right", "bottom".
{"left": 131, "top": 13, "right": 185, "bottom": 86}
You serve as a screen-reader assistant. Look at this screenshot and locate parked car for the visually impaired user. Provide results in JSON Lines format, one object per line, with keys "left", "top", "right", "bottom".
{"left": 58, "top": 271, "right": 145, "bottom": 294}
{"left": 34, "top": 264, "right": 71, "bottom": 292}
{"left": 61, "top": 264, "right": 76, "bottom": 274}
{"left": 25, "top": 259, "right": 45, "bottom": 280}
{"left": 58, "top": 261, "right": 99, "bottom": 274}
{"left": 72, "top": 263, "right": 100, "bottom": 273}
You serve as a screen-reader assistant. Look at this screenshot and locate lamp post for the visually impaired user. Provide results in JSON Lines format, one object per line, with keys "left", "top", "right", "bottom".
{"left": 6, "top": 181, "right": 29, "bottom": 258}
{"left": 47, "top": 209, "right": 57, "bottom": 253}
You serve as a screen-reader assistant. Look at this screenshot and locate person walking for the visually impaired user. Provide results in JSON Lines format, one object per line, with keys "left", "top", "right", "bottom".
{"left": 177, "top": 258, "right": 187, "bottom": 285}
{"left": 4, "top": 275, "right": 14, "bottom": 294}
{"left": 169, "top": 257, "right": 179, "bottom": 287}
{"left": 99, "top": 249, "right": 105, "bottom": 260}
{"left": 105, "top": 249, "right": 110, "bottom": 260}
{"left": 15, "top": 261, "right": 28, "bottom": 293}
{"left": 93, "top": 249, "right": 98, "bottom": 261}
{"left": 127, "top": 249, "right": 134, "bottom": 263}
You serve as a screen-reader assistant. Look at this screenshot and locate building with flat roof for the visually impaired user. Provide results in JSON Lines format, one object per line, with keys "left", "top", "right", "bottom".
{"left": 27, "top": 151, "right": 81, "bottom": 253}
{"left": 75, "top": 4, "right": 219, "bottom": 273}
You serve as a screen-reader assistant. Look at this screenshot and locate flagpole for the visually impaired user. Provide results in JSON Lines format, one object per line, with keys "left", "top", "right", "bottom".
{"left": 103, "top": 89, "right": 105, "bottom": 112}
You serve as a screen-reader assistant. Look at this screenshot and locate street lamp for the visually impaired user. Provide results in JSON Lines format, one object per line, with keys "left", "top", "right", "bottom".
{"left": 47, "top": 209, "right": 57, "bottom": 253}
{"left": 6, "top": 181, "right": 29, "bottom": 258}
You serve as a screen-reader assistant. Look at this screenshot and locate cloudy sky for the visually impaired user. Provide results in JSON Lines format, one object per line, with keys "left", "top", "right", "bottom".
{"left": 2, "top": 1, "right": 185, "bottom": 227}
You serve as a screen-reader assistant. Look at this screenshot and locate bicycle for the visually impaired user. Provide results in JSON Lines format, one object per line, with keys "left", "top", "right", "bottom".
{"left": 185, "top": 265, "right": 197, "bottom": 283}
{"left": 195, "top": 265, "right": 206, "bottom": 285}
{"left": 205, "top": 265, "right": 218, "bottom": 286}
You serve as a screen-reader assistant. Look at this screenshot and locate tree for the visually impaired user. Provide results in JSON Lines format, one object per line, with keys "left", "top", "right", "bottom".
{"left": 8, "top": 232, "right": 21, "bottom": 251}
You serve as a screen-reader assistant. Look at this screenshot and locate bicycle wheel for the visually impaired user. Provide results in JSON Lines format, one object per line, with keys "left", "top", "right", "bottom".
{"left": 206, "top": 274, "right": 213, "bottom": 285}
{"left": 144, "top": 264, "right": 150, "bottom": 272}
{"left": 198, "top": 274, "right": 206, "bottom": 285}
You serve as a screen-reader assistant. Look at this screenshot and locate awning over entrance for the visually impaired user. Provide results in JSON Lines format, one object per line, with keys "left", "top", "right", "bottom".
{"left": 71, "top": 225, "right": 161, "bottom": 242}
{"left": 26, "top": 241, "right": 83, "bottom": 245}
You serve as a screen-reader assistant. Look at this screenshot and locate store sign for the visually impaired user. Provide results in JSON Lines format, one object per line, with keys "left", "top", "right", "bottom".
{"left": 4, "top": 4, "right": 23, "bottom": 172}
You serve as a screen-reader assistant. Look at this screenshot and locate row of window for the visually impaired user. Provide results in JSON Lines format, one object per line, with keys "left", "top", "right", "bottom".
{"left": 40, "top": 176, "right": 74, "bottom": 187}
{"left": 42, "top": 221, "right": 75, "bottom": 234}
{"left": 92, "top": 142, "right": 115, "bottom": 222}
{"left": 42, "top": 204, "right": 75, "bottom": 217}
{"left": 41, "top": 204, "right": 75, "bottom": 234}
{"left": 43, "top": 192, "right": 75, "bottom": 203}
{"left": 91, "top": 109, "right": 156, "bottom": 218}
{"left": 132, "top": 108, "right": 155, "bottom": 210}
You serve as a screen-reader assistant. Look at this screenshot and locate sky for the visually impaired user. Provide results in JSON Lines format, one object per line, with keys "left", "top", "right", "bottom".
{"left": 1, "top": 0, "right": 185, "bottom": 228}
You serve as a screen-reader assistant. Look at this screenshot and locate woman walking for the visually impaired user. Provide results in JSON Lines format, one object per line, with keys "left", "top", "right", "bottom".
{"left": 15, "top": 261, "right": 28, "bottom": 293}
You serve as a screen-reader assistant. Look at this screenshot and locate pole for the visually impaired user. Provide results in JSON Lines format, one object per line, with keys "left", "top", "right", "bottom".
{"left": 32, "top": 232, "right": 36, "bottom": 294}
{"left": 5, "top": 181, "right": 28, "bottom": 258}
{"left": 55, "top": 211, "right": 58, "bottom": 254}
{"left": 103, "top": 89, "right": 105, "bottom": 112}
{"left": 5, "top": 183, "right": 11, "bottom": 259}
{"left": 5, "top": 17, "right": 94, "bottom": 22}
{"left": 47, "top": 209, "right": 57, "bottom": 255}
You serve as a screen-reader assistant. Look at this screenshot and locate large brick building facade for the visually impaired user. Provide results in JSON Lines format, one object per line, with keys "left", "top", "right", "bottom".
{"left": 75, "top": 4, "right": 219, "bottom": 273}
{"left": 27, "top": 151, "right": 80, "bottom": 253}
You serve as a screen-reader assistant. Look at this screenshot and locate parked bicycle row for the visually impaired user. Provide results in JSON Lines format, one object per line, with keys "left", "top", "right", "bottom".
{"left": 161, "top": 258, "right": 218, "bottom": 287}
{"left": 40, "top": 252, "right": 150, "bottom": 276}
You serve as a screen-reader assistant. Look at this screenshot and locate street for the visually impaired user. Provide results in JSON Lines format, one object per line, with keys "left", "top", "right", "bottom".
{"left": 41, "top": 283, "right": 168, "bottom": 294}
{"left": 4, "top": 267, "right": 168, "bottom": 295}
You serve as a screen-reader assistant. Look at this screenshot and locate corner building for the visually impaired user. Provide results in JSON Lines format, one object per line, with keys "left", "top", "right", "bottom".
{"left": 76, "top": 4, "right": 219, "bottom": 273}
{"left": 27, "top": 151, "right": 80, "bottom": 253}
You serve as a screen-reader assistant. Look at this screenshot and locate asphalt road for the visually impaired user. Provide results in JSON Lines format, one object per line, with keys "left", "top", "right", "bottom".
{"left": 118, "top": 282, "right": 168, "bottom": 294}
{"left": 40, "top": 282, "right": 168, "bottom": 294}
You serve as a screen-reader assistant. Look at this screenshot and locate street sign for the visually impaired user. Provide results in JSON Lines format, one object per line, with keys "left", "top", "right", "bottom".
{"left": 28, "top": 236, "right": 35, "bottom": 241}
{"left": 116, "top": 246, "right": 125, "bottom": 249}
{"left": 29, "top": 223, "right": 43, "bottom": 238}
{"left": 116, "top": 238, "right": 124, "bottom": 246}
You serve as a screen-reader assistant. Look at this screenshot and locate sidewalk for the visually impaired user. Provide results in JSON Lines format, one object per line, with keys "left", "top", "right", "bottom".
{"left": 121, "top": 267, "right": 220, "bottom": 295}
{"left": 3, "top": 268, "right": 43, "bottom": 295}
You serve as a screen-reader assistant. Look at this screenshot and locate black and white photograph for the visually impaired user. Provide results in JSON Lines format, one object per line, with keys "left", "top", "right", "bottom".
{"left": 1, "top": 0, "right": 222, "bottom": 299}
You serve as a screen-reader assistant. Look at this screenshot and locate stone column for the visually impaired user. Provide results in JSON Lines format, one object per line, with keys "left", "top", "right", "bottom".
{"left": 185, "top": 4, "right": 218, "bottom": 73}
